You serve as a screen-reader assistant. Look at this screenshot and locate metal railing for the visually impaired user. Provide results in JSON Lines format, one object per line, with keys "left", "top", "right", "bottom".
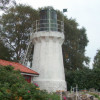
{"left": 32, "top": 19, "right": 64, "bottom": 33}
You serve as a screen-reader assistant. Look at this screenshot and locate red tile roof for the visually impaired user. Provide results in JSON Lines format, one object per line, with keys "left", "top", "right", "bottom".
{"left": 0, "top": 59, "right": 39, "bottom": 75}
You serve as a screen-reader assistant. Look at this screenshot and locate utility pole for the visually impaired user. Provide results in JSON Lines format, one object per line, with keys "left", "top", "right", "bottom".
{"left": 63, "top": 9, "right": 67, "bottom": 33}
{"left": 76, "top": 85, "right": 78, "bottom": 100}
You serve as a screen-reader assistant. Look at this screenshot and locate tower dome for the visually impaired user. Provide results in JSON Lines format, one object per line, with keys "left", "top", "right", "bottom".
{"left": 40, "top": 7, "right": 57, "bottom": 31}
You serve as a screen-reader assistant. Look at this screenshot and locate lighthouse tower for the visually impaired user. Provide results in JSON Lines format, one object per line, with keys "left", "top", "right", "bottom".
{"left": 31, "top": 7, "right": 67, "bottom": 92}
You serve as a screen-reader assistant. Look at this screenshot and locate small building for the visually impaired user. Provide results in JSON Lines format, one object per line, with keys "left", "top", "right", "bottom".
{"left": 0, "top": 59, "right": 39, "bottom": 83}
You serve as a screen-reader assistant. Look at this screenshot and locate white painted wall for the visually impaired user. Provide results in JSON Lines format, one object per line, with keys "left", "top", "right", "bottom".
{"left": 31, "top": 31, "right": 67, "bottom": 92}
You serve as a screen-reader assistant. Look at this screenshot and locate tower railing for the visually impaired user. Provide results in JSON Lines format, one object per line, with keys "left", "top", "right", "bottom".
{"left": 32, "top": 19, "right": 64, "bottom": 33}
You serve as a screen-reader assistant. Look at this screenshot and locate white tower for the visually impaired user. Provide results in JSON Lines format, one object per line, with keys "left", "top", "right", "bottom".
{"left": 31, "top": 7, "right": 67, "bottom": 92}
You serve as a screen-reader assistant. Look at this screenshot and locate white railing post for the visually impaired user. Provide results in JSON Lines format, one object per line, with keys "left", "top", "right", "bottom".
{"left": 49, "top": 9, "right": 51, "bottom": 31}
{"left": 36, "top": 20, "right": 38, "bottom": 32}
{"left": 60, "top": 91, "right": 62, "bottom": 100}
{"left": 61, "top": 21, "right": 64, "bottom": 33}
{"left": 76, "top": 85, "right": 78, "bottom": 100}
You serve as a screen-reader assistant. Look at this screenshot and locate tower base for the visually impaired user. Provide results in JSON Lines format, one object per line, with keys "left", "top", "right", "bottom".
{"left": 33, "top": 80, "right": 67, "bottom": 92}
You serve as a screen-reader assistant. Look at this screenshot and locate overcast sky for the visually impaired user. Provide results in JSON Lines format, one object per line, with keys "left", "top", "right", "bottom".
{"left": 16, "top": 0, "right": 100, "bottom": 68}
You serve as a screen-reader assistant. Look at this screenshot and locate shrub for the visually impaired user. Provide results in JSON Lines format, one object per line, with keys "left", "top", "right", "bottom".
{"left": 0, "top": 65, "right": 60, "bottom": 100}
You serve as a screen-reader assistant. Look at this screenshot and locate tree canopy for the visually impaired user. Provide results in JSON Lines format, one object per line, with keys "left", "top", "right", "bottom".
{"left": 0, "top": 0, "right": 16, "bottom": 10}
{"left": 0, "top": 65, "right": 60, "bottom": 100}
{"left": 93, "top": 49, "right": 100, "bottom": 69}
{"left": 0, "top": 40, "right": 12, "bottom": 60}
{"left": 66, "top": 67, "right": 100, "bottom": 91}
{"left": 0, "top": 4, "right": 89, "bottom": 70}
{"left": 0, "top": 4, "right": 39, "bottom": 62}
{"left": 63, "top": 18, "right": 89, "bottom": 70}
{"left": 56, "top": 11, "right": 89, "bottom": 70}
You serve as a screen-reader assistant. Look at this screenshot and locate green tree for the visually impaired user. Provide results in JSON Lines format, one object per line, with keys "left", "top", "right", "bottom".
{"left": 0, "top": 0, "right": 16, "bottom": 10}
{"left": 63, "top": 18, "right": 89, "bottom": 70}
{"left": 0, "top": 65, "right": 60, "bottom": 100}
{"left": 0, "top": 40, "right": 12, "bottom": 60}
{"left": 93, "top": 50, "right": 100, "bottom": 69}
{"left": 56, "top": 10, "right": 89, "bottom": 70}
{"left": 0, "top": 4, "right": 39, "bottom": 62}
{"left": 66, "top": 67, "right": 100, "bottom": 91}
{"left": 92, "top": 68, "right": 100, "bottom": 90}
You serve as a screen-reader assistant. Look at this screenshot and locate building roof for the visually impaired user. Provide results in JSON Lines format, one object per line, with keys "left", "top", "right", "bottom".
{"left": 0, "top": 59, "right": 39, "bottom": 75}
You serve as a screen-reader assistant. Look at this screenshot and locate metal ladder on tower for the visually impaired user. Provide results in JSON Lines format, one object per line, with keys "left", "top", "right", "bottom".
{"left": 22, "top": 32, "right": 34, "bottom": 66}
{"left": 22, "top": 40, "right": 33, "bottom": 66}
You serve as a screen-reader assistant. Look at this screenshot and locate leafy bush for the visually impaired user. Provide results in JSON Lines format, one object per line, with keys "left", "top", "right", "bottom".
{"left": 89, "top": 93, "right": 100, "bottom": 100}
{"left": 0, "top": 65, "right": 60, "bottom": 100}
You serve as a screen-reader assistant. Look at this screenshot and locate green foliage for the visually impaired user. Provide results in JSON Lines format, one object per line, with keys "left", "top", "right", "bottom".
{"left": 0, "top": 4, "right": 39, "bottom": 62}
{"left": 0, "top": 40, "right": 12, "bottom": 61}
{"left": 66, "top": 67, "right": 100, "bottom": 91}
{"left": 56, "top": 10, "right": 89, "bottom": 70}
{"left": 0, "top": 0, "right": 16, "bottom": 10}
{"left": 0, "top": 65, "right": 60, "bottom": 100}
{"left": 93, "top": 50, "right": 100, "bottom": 69}
{"left": 0, "top": 0, "right": 10, "bottom": 10}
{"left": 89, "top": 93, "right": 100, "bottom": 100}
{"left": 63, "top": 18, "right": 89, "bottom": 70}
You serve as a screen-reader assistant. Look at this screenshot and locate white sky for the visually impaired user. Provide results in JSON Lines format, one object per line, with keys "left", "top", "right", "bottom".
{"left": 16, "top": 0, "right": 100, "bottom": 68}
